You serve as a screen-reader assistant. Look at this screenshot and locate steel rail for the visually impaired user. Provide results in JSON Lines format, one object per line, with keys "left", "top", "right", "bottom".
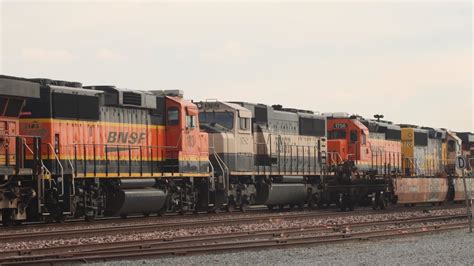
{"left": 0, "top": 218, "right": 466, "bottom": 265}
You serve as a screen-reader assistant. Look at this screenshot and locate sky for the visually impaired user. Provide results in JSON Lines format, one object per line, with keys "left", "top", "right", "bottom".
{"left": 0, "top": 1, "right": 472, "bottom": 131}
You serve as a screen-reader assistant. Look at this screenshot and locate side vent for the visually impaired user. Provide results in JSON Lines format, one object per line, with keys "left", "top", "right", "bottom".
{"left": 122, "top": 92, "right": 142, "bottom": 106}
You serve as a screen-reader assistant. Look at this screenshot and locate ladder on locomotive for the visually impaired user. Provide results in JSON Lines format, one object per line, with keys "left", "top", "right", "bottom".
{"left": 24, "top": 140, "right": 74, "bottom": 217}
{"left": 209, "top": 150, "right": 229, "bottom": 193}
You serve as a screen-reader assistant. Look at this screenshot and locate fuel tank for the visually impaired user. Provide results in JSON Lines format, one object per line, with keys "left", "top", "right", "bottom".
{"left": 119, "top": 179, "right": 156, "bottom": 189}
{"left": 256, "top": 183, "right": 308, "bottom": 205}
{"left": 272, "top": 176, "right": 305, "bottom": 183}
{"left": 106, "top": 188, "right": 167, "bottom": 216}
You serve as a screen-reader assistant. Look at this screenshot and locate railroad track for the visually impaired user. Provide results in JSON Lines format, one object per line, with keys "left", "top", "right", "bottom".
{"left": 0, "top": 209, "right": 371, "bottom": 241}
{"left": 0, "top": 203, "right": 460, "bottom": 231}
{"left": 0, "top": 213, "right": 467, "bottom": 264}
{"left": 0, "top": 205, "right": 462, "bottom": 242}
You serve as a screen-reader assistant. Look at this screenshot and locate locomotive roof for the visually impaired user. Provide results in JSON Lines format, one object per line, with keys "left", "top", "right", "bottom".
{"left": 49, "top": 85, "right": 103, "bottom": 97}
{"left": 455, "top": 132, "right": 474, "bottom": 143}
{"left": 231, "top": 101, "right": 323, "bottom": 118}
{"left": 0, "top": 75, "right": 40, "bottom": 98}
{"left": 84, "top": 85, "right": 157, "bottom": 109}
{"left": 197, "top": 100, "right": 252, "bottom": 117}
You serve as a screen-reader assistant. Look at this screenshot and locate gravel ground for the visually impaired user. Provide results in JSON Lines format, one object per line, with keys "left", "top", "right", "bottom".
{"left": 90, "top": 229, "right": 474, "bottom": 265}
{"left": 0, "top": 209, "right": 465, "bottom": 252}
{"left": 0, "top": 209, "right": 464, "bottom": 252}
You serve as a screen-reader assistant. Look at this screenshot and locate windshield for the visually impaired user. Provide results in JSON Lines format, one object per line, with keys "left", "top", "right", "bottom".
{"left": 199, "top": 111, "right": 234, "bottom": 130}
{"left": 328, "top": 130, "right": 346, "bottom": 139}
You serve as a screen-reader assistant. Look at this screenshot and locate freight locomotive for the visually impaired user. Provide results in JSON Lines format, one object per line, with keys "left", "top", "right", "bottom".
{"left": 196, "top": 101, "right": 327, "bottom": 211}
{"left": 0, "top": 74, "right": 473, "bottom": 225}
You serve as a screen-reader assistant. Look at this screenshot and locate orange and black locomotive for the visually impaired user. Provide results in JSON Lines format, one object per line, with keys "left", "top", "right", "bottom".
{"left": 1, "top": 75, "right": 213, "bottom": 224}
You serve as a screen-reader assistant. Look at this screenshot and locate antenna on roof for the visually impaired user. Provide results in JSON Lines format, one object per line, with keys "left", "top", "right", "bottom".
{"left": 374, "top": 114, "right": 384, "bottom": 122}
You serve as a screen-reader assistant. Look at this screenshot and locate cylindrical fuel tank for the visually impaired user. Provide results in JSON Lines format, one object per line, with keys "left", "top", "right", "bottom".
{"left": 256, "top": 183, "right": 307, "bottom": 205}
{"left": 106, "top": 188, "right": 167, "bottom": 216}
{"left": 119, "top": 179, "right": 156, "bottom": 189}
{"left": 273, "top": 176, "right": 305, "bottom": 183}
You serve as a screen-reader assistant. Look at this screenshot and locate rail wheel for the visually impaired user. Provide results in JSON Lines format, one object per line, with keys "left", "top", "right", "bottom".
{"left": 1, "top": 209, "right": 14, "bottom": 227}
{"left": 207, "top": 207, "right": 219, "bottom": 214}
{"left": 377, "top": 197, "right": 387, "bottom": 210}
{"left": 55, "top": 214, "right": 66, "bottom": 223}
{"left": 307, "top": 198, "right": 315, "bottom": 209}
{"left": 84, "top": 213, "right": 96, "bottom": 222}
{"left": 267, "top": 205, "right": 274, "bottom": 211}
{"left": 226, "top": 203, "right": 235, "bottom": 213}
{"left": 339, "top": 202, "right": 347, "bottom": 212}
{"left": 157, "top": 207, "right": 167, "bottom": 217}
{"left": 120, "top": 214, "right": 127, "bottom": 219}
{"left": 240, "top": 202, "right": 249, "bottom": 212}
{"left": 278, "top": 204, "right": 285, "bottom": 210}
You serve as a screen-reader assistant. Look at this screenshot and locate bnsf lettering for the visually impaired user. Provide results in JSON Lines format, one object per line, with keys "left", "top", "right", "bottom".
{"left": 107, "top": 132, "right": 146, "bottom": 144}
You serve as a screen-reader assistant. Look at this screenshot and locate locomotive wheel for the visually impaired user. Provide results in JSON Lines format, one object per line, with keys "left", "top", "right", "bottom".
{"left": 317, "top": 201, "right": 326, "bottom": 209}
{"left": 278, "top": 204, "right": 285, "bottom": 210}
{"left": 339, "top": 203, "right": 346, "bottom": 212}
{"left": 267, "top": 205, "right": 274, "bottom": 211}
{"left": 307, "top": 198, "right": 315, "bottom": 209}
{"left": 207, "top": 207, "right": 219, "bottom": 214}
{"left": 85, "top": 215, "right": 95, "bottom": 222}
{"left": 55, "top": 215, "right": 66, "bottom": 223}
{"left": 372, "top": 203, "right": 377, "bottom": 210}
{"left": 1, "top": 209, "right": 14, "bottom": 227}
{"left": 226, "top": 203, "right": 235, "bottom": 213}
{"left": 297, "top": 203, "right": 305, "bottom": 210}
{"left": 240, "top": 202, "right": 249, "bottom": 212}
{"left": 379, "top": 198, "right": 387, "bottom": 210}
{"left": 289, "top": 204, "right": 295, "bottom": 209}
{"left": 157, "top": 206, "right": 167, "bottom": 217}
{"left": 45, "top": 216, "right": 55, "bottom": 224}
{"left": 349, "top": 204, "right": 354, "bottom": 211}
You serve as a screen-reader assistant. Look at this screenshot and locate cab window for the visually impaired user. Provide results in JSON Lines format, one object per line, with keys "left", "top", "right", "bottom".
{"left": 350, "top": 130, "right": 358, "bottom": 143}
{"left": 239, "top": 117, "right": 249, "bottom": 130}
{"left": 167, "top": 108, "right": 179, "bottom": 125}
{"left": 186, "top": 115, "right": 196, "bottom": 128}
{"left": 198, "top": 111, "right": 234, "bottom": 130}
{"left": 328, "top": 130, "right": 346, "bottom": 139}
{"left": 447, "top": 140, "right": 456, "bottom": 152}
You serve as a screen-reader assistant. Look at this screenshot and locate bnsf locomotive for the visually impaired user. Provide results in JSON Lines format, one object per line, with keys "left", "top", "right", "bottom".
{"left": 2, "top": 75, "right": 212, "bottom": 224}
{"left": 0, "top": 75, "right": 473, "bottom": 225}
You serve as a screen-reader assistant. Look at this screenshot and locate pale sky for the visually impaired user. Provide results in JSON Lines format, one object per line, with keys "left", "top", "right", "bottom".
{"left": 1, "top": 1, "right": 472, "bottom": 131}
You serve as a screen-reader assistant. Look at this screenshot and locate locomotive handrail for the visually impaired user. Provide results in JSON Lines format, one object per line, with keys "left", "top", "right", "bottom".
{"left": 66, "top": 157, "right": 76, "bottom": 197}
{"left": 212, "top": 151, "right": 228, "bottom": 191}
{"left": 44, "top": 143, "right": 65, "bottom": 197}
{"left": 21, "top": 137, "right": 51, "bottom": 176}
{"left": 326, "top": 151, "right": 343, "bottom": 166}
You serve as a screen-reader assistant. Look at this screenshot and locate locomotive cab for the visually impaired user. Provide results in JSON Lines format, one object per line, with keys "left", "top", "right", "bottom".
{"left": 155, "top": 91, "right": 209, "bottom": 173}
{"left": 325, "top": 114, "right": 367, "bottom": 166}
{"left": 0, "top": 76, "right": 40, "bottom": 225}
{"left": 196, "top": 101, "right": 254, "bottom": 172}
{"left": 325, "top": 113, "right": 402, "bottom": 176}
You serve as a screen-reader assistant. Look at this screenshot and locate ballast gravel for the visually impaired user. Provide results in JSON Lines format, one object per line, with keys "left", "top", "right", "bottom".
{"left": 0, "top": 208, "right": 465, "bottom": 252}
{"left": 92, "top": 229, "right": 474, "bottom": 265}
